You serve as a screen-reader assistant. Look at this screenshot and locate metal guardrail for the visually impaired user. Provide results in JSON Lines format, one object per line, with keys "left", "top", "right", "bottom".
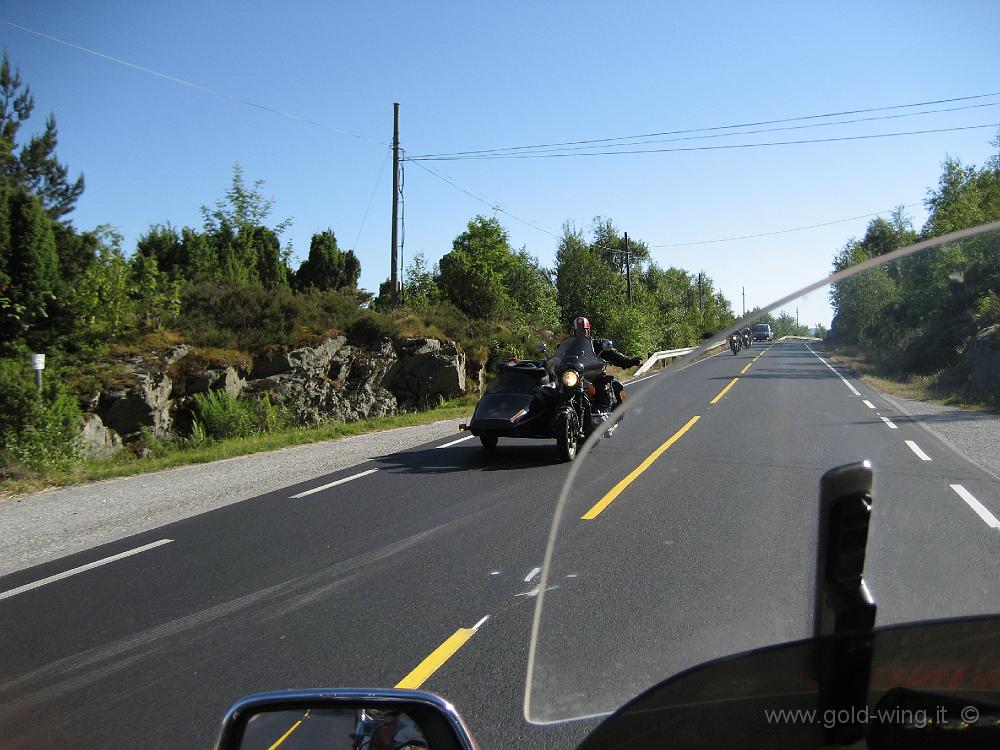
{"left": 633, "top": 334, "right": 822, "bottom": 377}
{"left": 633, "top": 340, "right": 726, "bottom": 377}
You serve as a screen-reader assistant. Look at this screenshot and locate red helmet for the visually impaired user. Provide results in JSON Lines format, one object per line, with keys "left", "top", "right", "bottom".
{"left": 572, "top": 316, "right": 591, "bottom": 337}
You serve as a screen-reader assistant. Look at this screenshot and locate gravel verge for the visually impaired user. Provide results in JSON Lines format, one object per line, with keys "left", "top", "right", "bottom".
{"left": 879, "top": 393, "right": 1000, "bottom": 481}
{"left": 0, "top": 418, "right": 464, "bottom": 578}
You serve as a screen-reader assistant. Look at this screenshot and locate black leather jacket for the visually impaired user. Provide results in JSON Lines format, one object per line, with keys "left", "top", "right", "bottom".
{"left": 596, "top": 344, "right": 642, "bottom": 369}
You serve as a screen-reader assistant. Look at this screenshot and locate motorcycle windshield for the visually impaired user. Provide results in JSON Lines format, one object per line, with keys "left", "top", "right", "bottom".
{"left": 554, "top": 337, "right": 596, "bottom": 359}
{"left": 525, "top": 223, "right": 1000, "bottom": 724}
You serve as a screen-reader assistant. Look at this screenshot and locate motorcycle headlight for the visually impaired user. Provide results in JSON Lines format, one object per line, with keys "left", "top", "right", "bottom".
{"left": 561, "top": 370, "right": 580, "bottom": 388}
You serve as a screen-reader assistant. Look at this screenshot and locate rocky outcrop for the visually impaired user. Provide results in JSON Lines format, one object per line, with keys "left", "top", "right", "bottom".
{"left": 962, "top": 324, "right": 1000, "bottom": 401}
{"left": 386, "top": 338, "right": 466, "bottom": 406}
{"left": 245, "top": 338, "right": 398, "bottom": 424}
{"left": 79, "top": 414, "right": 124, "bottom": 458}
{"left": 82, "top": 335, "right": 471, "bottom": 445}
{"left": 177, "top": 366, "right": 246, "bottom": 398}
{"left": 96, "top": 371, "right": 173, "bottom": 439}
{"left": 251, "top": 337, "right": 347, "bottom": 379}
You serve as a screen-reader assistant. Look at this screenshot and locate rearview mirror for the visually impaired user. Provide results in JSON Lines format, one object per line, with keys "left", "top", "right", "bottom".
{"left": 214, "top": 689, "right": 477, "bottom": 750}
{"left": 600, "top": 339, "right": 613, "bottom": 350}
{"left": 538, "top": 342, "right": 548, "bottom": 353}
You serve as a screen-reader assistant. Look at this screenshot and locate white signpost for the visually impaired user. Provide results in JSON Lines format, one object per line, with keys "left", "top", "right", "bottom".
{"left": 31, "top": 353, "right": 45, "bottom": 389}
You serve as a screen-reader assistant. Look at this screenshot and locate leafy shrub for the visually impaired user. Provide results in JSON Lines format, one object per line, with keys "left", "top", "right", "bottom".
{"left": 180, "top": 282, "right": 370, "bottom": 352}
{"left": 0, "top": 358, "right": 82, "bottom": 473}
{"left": 192, "top": 390, "right": 287, "bottom": 441}
{"left": 345, "top": 312, "right": 399, "bottom": 346}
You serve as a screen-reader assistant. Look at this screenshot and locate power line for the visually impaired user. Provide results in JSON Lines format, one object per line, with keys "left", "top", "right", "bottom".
{"left": 407, "top": 159, "right": 560, "bottom": 238}
{"left": 408, "top": 92, "right": 1000, "bottom": 159}
{"left": 419, "top": 102, "right": 1000, "bottom": 159}
{"left": 408, "top": 122, "right": 1000, "bottom": 161}
{"left": 0, "top": 18, "right": 386, "bottom": 146}
{"left": 407, "top": 159, "right": 932, "bottom": 257}
{"left": 350, "top": 148, "right": 392, "bottom": 253}
{"left": 651, "top": 203, "right": 924, "bottom": 248}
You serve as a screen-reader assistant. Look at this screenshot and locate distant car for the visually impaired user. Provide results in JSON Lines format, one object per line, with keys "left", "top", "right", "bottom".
{"left": 752, "top": 324, "right": 773, "bottom": 341}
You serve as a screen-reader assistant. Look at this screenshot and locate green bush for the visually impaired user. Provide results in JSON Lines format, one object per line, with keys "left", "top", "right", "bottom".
{"left": 192, "top": 390, "right": 287, "bottom": 441}
{"left": 0, "top": 358, "right": 82, "bottom": 473}
{"left": 345, "top": 312, "right": 399, "bottom": 346}
{"left": 180, "top": 282, "right": 370, "bottom": 352}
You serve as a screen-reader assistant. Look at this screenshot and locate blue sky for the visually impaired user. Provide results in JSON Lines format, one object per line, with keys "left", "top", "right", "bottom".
{"left": 2, "top": 1, "right": 998, "bottom": 327}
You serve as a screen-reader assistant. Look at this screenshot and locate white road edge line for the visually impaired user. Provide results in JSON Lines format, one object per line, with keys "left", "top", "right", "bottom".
{"left": 436, "top": 435, "right": 475, "bottom": 449}
{"left": 904, "top": 440, "right": 932, "bottom": 461}
{"left": 805, "top": 344, "right": 861, "bottom": 395}
{"left": 950, "top": 484, "right": 1000, "bottom": 529}
{"left": 880, "top": 416, "right": 898, "bottom": 429}
{"left": 0, "top": 539, "right": 174, "bottom": 602}
{"left": 524, "top": 566, "right": 541, "bottom": 582}
{"left": 863, "top": 400, "right": 876, "bottom": 409}
{"left": 472, "top": 615, "right": 490, "bottom": 630}
{"left": 625, "top": 373, "right": 659, "bottom": 386}
{"left": 290, "top": 469, "right": 379, "bottom": 498}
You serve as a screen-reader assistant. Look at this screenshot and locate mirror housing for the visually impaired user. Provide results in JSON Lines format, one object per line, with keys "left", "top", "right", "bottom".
{"left": 538, "top": 342, "right": 548, "bottom": 353}
{"left": 600, "top": 339, "right": 613, "bottom": 351}
{"left": 213, "top": 689, "right": 478, "bottom": 750}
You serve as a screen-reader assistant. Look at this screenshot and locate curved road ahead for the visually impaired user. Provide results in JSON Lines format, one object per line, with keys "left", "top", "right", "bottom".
{"left": 1, "top": 341, "right": 997, "bottom": 748}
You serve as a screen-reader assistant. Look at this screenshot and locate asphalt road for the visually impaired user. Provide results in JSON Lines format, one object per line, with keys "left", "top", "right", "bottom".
{"left": 1, "top": 341, "right": 997, "bottom": 748}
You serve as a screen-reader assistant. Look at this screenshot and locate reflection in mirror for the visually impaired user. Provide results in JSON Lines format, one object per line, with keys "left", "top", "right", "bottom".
{"left": 240, "top": 707, "right": 428, "bottom": 750}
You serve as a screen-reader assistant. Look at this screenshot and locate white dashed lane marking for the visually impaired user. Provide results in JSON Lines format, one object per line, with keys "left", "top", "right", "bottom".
{"left": 290, "top": 469, "right": 379, "bottom": 498}
{"left": 905, "top": 440, "right": 932, "bottom": 461}
{"left": 950, "top": 484, "right": 1000, "bottom": 529}
{"left": 0, "top": 539, "right": 174, "bottom": 602}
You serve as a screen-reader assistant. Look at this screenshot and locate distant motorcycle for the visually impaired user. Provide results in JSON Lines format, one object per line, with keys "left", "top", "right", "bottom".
{"left": 741, "top": 329, "right": 753, "bottom": 351}
{"left": 729, "top": 333, "right": 742, "bottom": 355}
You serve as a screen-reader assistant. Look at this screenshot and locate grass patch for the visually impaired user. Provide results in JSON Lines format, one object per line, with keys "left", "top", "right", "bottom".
{"left": 0, "top": 395, "right": 477, "bottom": 499}
{"left": 822, "top": 344, "right": 997, "bottom": 413}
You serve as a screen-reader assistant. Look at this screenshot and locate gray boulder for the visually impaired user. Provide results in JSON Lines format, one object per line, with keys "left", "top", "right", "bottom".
{"left": 251, "top": 336, "right": 347, "bottom": 379}
{"left": 97, "top": 371, "right": 173, "bottom": 438}
{"left": 164, "top": 344, "right": 192, "bottom": 366}
{"left": 187, "top": 366, "right": 246, "bottom": 397}
{"left": 387, "top": 338, "right": 466, "bottom": 407}
{"left": 244, "top": 338, "right": 398, "bottom": 424}
{"left": 79, "top": 414, "right": 124, "bottom": 459}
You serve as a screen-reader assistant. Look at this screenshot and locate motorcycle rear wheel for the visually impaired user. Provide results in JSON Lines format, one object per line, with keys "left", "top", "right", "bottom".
{"left": 555, "top": 412, "right": 578, "bottom": 462}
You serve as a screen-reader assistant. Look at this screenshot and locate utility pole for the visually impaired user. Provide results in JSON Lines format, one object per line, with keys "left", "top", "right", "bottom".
{"left": 624, "top": 232, "right": 633, "bottom": 305}
{"left": 742, "top": 287, "right": 746, "bottom": 317}
{"left": 390, "top": 102, "right": 400, "bottom": 308}
{"left": 796, "top": 306, "right": 799, "bottom": 329}
{"left": 698, "top": 272, "right": 704, "bottom": 311}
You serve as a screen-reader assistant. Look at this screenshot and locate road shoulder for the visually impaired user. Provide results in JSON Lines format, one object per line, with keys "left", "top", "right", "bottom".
{"left": 876, "top": 392, "right": 1000, "bottom": 481}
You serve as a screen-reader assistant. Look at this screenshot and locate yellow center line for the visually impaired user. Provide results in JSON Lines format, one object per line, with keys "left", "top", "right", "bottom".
{"left": 582, "top": 415, "right": 701, "bottom": 520}
{"left": 396, "top": 627, "right": 478, "bottom": 689}
{"left": 710, "top": 377, "right": 739, "bottom": 404}
{"left": 267, "top": 719, "right": 303, "bottom": 750}
{"left": 738, "top": 342, "right": 774, "bottom": 376}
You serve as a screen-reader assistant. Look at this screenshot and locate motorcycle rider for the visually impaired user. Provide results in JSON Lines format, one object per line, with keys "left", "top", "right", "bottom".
{"left": 569, "top": 316, "right": 642, "bottom": 410}
{"left": 356, "top": 709, "right": 427, "bottom": 749}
